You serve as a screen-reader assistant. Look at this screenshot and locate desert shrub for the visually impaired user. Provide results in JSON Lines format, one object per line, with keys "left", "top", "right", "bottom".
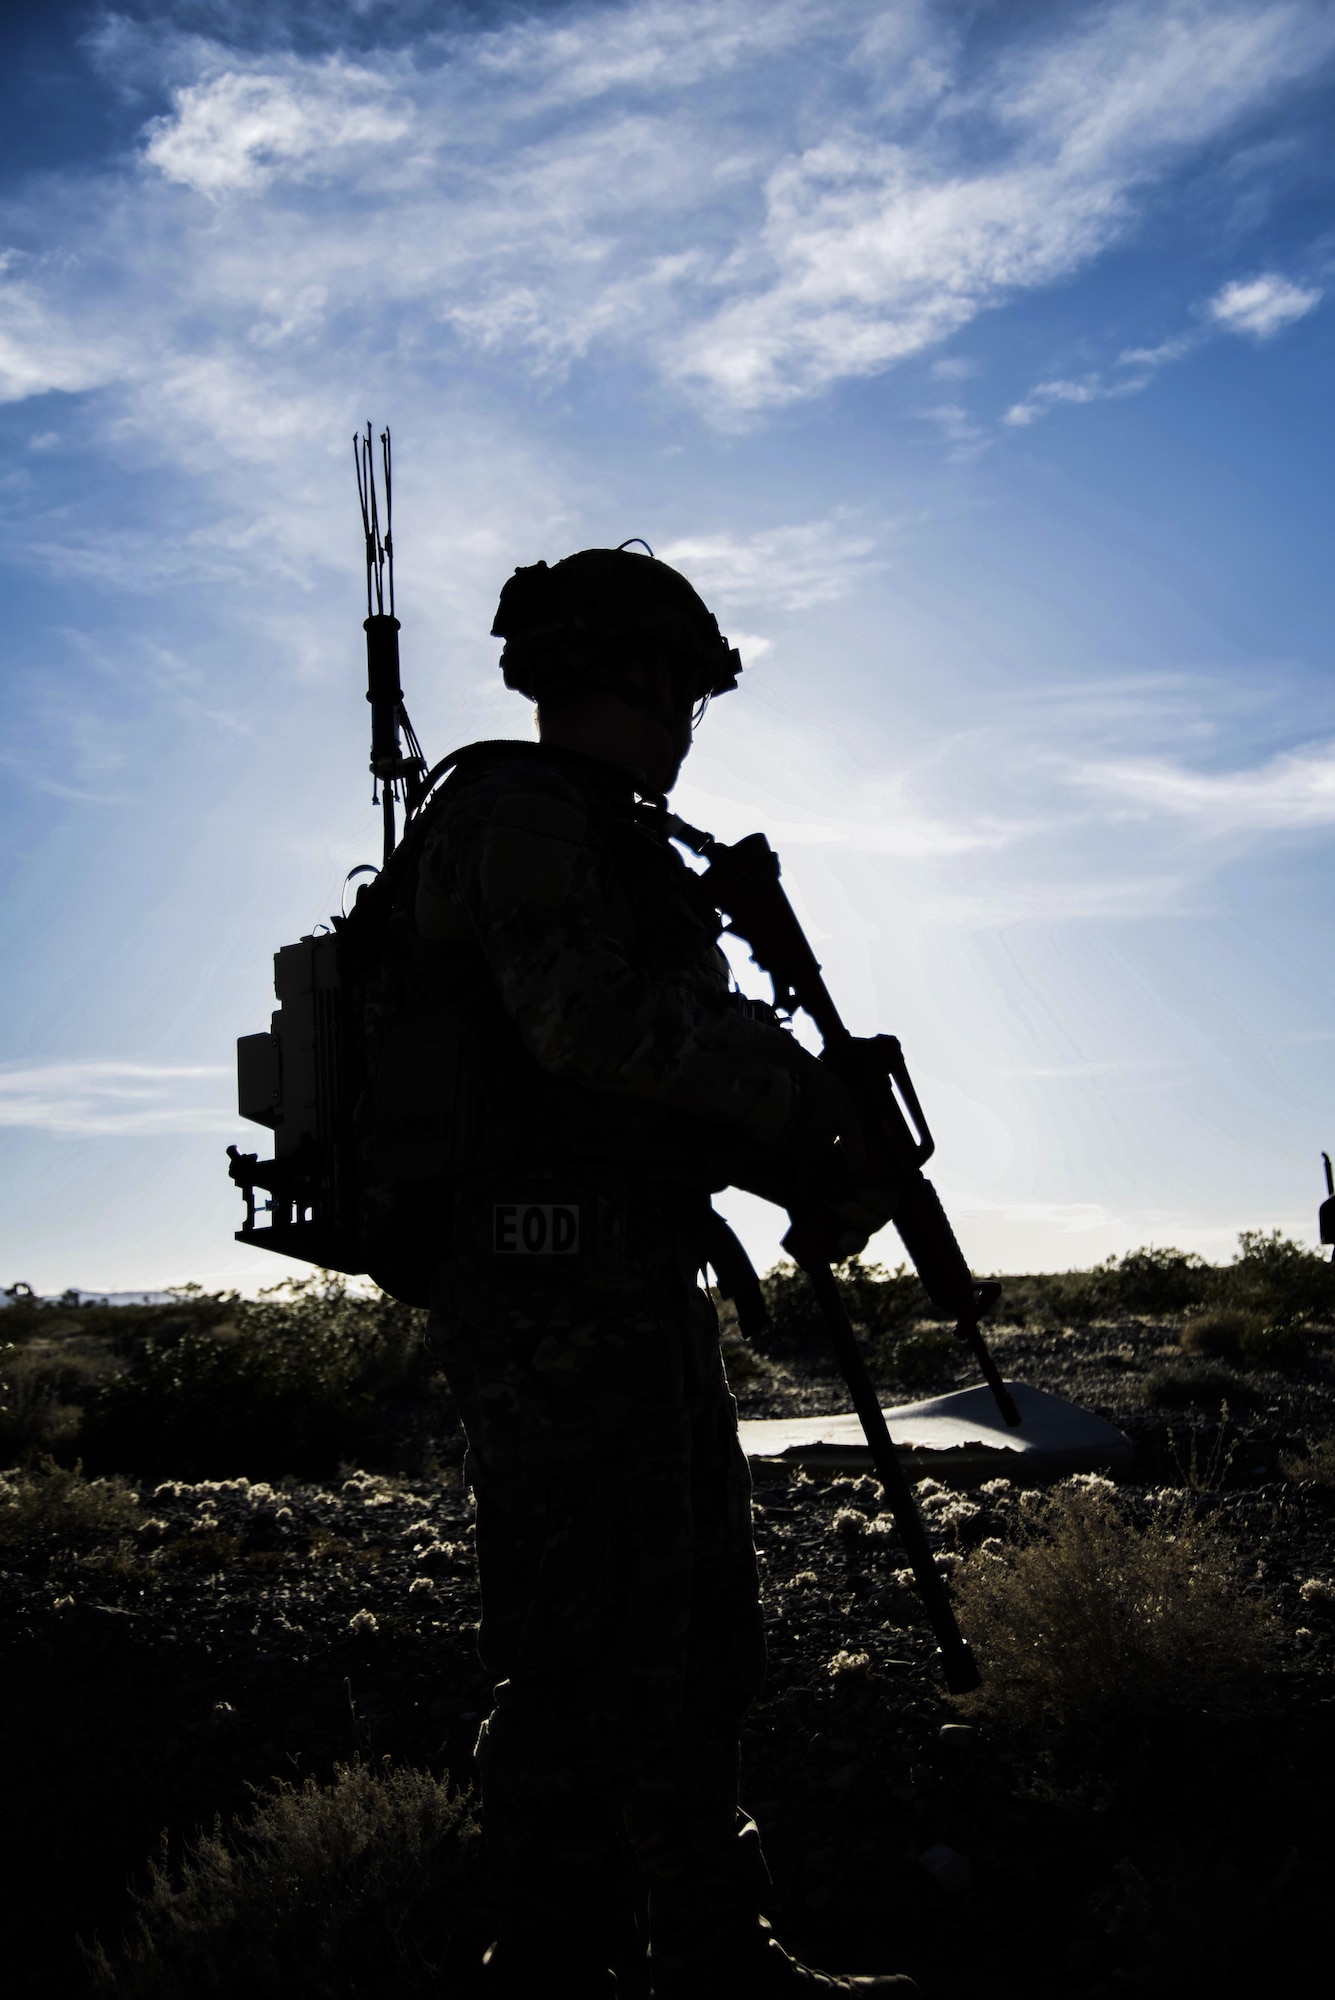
{"left": 1, "top": 1284, "right": 236, "bottom": 1355}
{"left": 1164, "top": 1235, "right": 1330, "bottom": 1374}
{"left": 718, "top": 1329, "right": 770, "bottom": 1385}
{"left": 1033, "top": 1267, "right": 1110, "bottom": 1325}
{"left": 1003, "top": 1262, "right": 1120, "bottom": 1327}
{"left": 1109, "top": 1247, "right": 1211, "bottom": 1314}
{"left": 1211, "top": 1230, "right": 1333, "bottom": 1328}
{"left": 758, "top": 1243, "right": 1215, "bottom": 1349}
{"left": 756, "top": 1260, "right": 833, "bottom": 1349}
{"left": 1279, "top": 1436, "right": 1335, "bottom": 1486}
{"left": 1236, "top": 1317, "right": 1313, "bottom": 1366}
{"left": 1029, "top": 1246, "right": 1211, "bottom": 1327}
{"left": 951, "top": 1477, "right": 1274, "bottom": 1739}
{"left": 758, "top": 1260, "right": 932, "bottom": 1361}
{"left": 0, "top": 1456, "right": 142, "bottom": 1551}
{"left": 880, "top": 1327, "right": 958, "bottom": 1389}
{"left": 79, "top": 1277, "right": 434, "bottom": 1483}
{"left": 1, "top": 1341, "right": 78, "bottom": 1456}
{"left": 1182, "top": 1298, "right": 1313, "bottom": 1369}
{"left": 0, "top": 1332, "right": 122, "bottom": 1458}
{"left": 755, "top": 1262, "right": 825, "bottom": 1349}
{"left": 85, "top": 1760, "right": 480, "bottom": 1998}
{"left": 1179, "top": 1306, "right": 1256, "bottom": 1358}
{"left": 1141, "top": 1357, "right": 1255, "bottom": 1408}
{"left": 838, "top": 1261, "right": 931, "bottom": 1339}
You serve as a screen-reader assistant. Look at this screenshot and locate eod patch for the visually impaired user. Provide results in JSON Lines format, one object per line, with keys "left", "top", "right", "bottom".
{"left": 492, "top": 1201, "right": 580, "bottom": 1255}
{"left": 458, "top": 1177, "right": 630, "bottom": 1278}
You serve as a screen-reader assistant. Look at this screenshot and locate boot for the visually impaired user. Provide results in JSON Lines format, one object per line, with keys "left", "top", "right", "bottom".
{"left": 650, "top": 1917, "right": 918, "bottom": 1998}
{"left": 481, "top": 1937, "right": 620, "bottom": 1996}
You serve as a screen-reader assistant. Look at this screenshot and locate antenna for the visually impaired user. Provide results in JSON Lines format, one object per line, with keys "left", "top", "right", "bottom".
{"left": 353, "top": 424, "right": 425, "bottom": 864}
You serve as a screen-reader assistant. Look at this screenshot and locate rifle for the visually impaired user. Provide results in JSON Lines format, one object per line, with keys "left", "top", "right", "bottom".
{"left": 665, "top": 816, "right": 1020, "bottom": 1695}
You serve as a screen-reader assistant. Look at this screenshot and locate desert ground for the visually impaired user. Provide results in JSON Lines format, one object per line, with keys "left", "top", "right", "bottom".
{"left": 1, "top": 1240, "right": 1331, "bottom": 1998}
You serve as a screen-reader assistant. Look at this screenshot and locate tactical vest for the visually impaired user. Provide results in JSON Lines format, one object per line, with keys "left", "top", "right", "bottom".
{"left": 361, "top": 740, "right": 738, "bottom": 1196}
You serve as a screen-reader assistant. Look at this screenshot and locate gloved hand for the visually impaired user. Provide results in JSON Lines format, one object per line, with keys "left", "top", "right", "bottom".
{"left": 784, "top": 1182, "right": 897, "bottom": 1264}
{"left": 764, "top": 1053, "right": 897, "bottom": 1258}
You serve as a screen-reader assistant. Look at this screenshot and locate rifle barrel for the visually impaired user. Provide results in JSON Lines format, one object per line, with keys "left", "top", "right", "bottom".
{"left": 794, "top": 1255, "right": 980, "bottom": 1694}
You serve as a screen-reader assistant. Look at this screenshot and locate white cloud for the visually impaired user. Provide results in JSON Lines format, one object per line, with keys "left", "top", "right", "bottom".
{"left": 0, "top": 0, "right": 1327, "bottom": 453}
{"left": 143, "top": 61, "right": 413, "bottom": 195}
{"left": 1115, "top": 332, "right": 1199, "bottom": 369}
{"left": 1004, "top": 268, "right": 1320, "bottom": 427}
{"left": 1207, "top": 271, "right": 1322, "bottom": 337}
{"left": 0, "top": 260, "right": 124, "bottom": 404}
{"left": 471, "top": 0, "right": 823, "bottom": 106}
{"left": 727, "top": 631, "right": 771, "bottom": 667}
{"left": 671, "top": 1, "right": 1335, "bottom": 411}
{"left": 1005, "top": 369, "right": 1147, "bottom": 427}
{"left": 1078, "top": 739, "right": 1335, "bottom": 834}
{"left": 0, "top": 1062, "right": 235, "bottom": 1137}
{"left": 656, "top": 519, "right": 880, "bottom": 612}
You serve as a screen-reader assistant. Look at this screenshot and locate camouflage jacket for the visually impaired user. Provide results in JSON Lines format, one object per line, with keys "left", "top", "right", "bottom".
{"left": 400, "top": 740, "right": 834, "bottom": 1189}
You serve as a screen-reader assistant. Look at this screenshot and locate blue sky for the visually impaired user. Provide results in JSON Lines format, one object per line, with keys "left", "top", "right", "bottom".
{"left": 1, "top": 0, "right": 1333, "bottom": 1292}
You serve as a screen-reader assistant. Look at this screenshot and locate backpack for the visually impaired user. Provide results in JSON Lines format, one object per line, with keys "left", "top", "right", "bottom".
{"left": 228, "top": 756, "right": 480, "bottom": 1309}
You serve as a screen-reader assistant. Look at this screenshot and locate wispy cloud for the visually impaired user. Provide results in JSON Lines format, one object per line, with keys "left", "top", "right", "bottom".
{"left": 1207, "top": 271, "right": 1322, "bottom": 337}
{"left": 0, "top": 0, "right": 1328, "bottom": 461}
{"left": 670, "top": 2, "right": 1335, "bottom": 412}
{"left": 1004, "top": 366, "right": 1157, "bottom": 429}
{"left": 745, "top": 804, "right": 1016, "bottom": 862}
{"left": 656, "top": 519, "right": 881, "bottom": 613}
{"left": 737, "top": 685, "right": 1335, "bottom": 930}
{"left": 0, "top": 255, "right": 125, "bottom": 403}
{"left": 1007, "top": 264, "right": 1319, "bottom": 424}
{"left": 1078, "top": 738, "right": 1335, "bottom": 834}
{"left": 1005, "top": 269, "right": 1322, "bottom": 426}
{"left": 0, "top": 1061, "right": 234, "bottom": 1137}
{"left": 143, "top": 59, "right": 413, "bottom": 196}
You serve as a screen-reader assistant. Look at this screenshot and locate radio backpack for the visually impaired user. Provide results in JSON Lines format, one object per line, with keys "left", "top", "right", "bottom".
{"left": 227, "top": 426, "right": 454, "bottom": 1307}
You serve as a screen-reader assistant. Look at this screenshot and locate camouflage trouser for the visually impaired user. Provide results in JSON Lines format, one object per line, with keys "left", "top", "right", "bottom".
{"left": 428, "top": 1185, "right": 769, "bottom": 1972}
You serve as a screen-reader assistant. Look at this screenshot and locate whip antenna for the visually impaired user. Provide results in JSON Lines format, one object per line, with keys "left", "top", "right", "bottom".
{"left": 354, "top": 423, "right": 425, "bottom": 863}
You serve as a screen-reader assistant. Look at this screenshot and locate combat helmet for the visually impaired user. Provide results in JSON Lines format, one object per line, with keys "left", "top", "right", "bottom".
{"left": 491, "top": 542, "right": 741, "bottom": 708}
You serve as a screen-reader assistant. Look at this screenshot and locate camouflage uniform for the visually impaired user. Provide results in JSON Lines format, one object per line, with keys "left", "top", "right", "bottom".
{"left": 417, "top": 741, "right": 837, "bottom": 1982}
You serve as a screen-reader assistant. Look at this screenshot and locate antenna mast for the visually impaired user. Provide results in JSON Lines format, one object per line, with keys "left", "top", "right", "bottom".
{"left": 354, "top": 423, "right": 425, "bottom": 864}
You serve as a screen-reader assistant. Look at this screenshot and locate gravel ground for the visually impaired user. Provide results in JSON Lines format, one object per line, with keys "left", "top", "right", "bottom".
{"left": 2, "top": 1307, "right": 1332, "bottom": 1998}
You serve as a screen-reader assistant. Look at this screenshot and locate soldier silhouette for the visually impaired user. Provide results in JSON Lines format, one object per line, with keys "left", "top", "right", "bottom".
{"left": 415, "top": 546, "right": 915, "bottom": 1997}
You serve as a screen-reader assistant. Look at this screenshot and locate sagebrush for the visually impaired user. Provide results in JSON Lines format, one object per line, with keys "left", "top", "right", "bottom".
{"left": 77, "top": 1277, "right": 436, "bottom": 1482}
{"left": 85, "top": 1760, "right": 480, "bottom": 1999}
{"left": 951, "top": 1477, "right": 1275, "bottom": 1738}
{"left": 0, "top": 1456, "right": 142, "bottom": 1551}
